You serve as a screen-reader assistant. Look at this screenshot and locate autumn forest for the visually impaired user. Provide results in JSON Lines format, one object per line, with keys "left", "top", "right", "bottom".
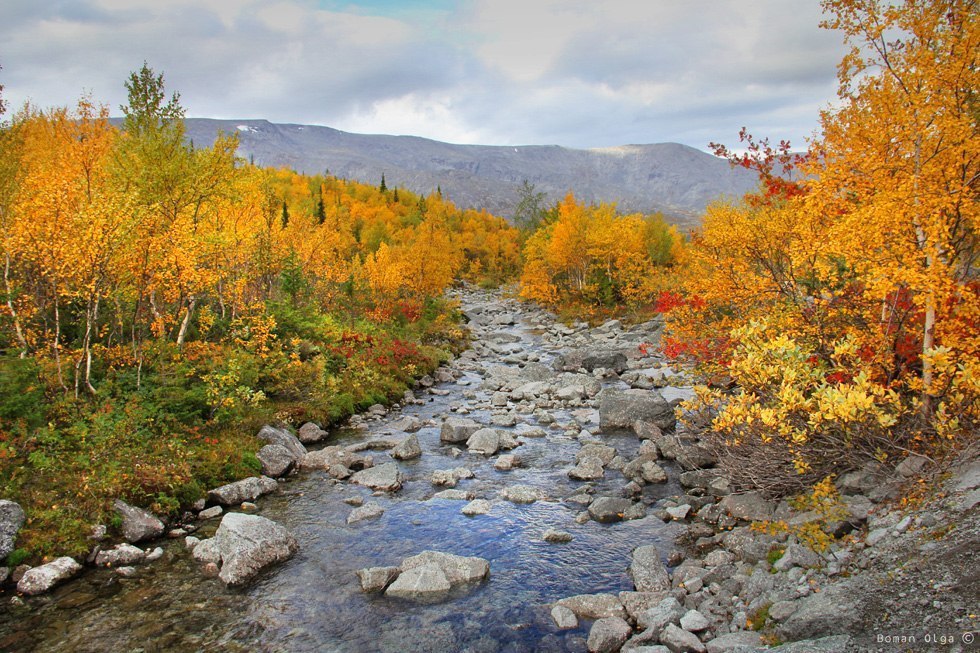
{"left": 0, "top": 0, "right": 977, "bottom": 571}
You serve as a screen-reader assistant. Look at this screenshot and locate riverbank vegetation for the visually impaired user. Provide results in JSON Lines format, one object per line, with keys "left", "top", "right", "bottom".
{"left": 0, "top": 65, "right": 520, "bottom": 559}
{"left": 652, "top": 0, "right": 978, "bottom": 496}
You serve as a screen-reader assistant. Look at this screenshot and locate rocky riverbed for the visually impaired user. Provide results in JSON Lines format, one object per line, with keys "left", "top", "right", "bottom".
{"left": 0, "top": 287, "right": 977, "bottom": 652}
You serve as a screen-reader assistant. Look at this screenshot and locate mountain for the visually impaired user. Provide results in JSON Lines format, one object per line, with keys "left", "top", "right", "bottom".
{"left": 183, "top": 118, "right": 757, "bottom": 227}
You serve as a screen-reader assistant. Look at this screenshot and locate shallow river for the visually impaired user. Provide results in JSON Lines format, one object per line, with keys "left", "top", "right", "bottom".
{"left": 0, "top": 293, "right": 690, "bottom": 652}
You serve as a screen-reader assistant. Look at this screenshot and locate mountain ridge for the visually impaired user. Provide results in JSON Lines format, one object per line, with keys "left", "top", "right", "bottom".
{"left": 181, "top": 118, "right": 758, "bottom": 227}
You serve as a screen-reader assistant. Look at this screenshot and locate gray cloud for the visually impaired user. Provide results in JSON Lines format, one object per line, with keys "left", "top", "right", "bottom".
{"left": 0, "top": 0, "right": 846, "bottom": 150}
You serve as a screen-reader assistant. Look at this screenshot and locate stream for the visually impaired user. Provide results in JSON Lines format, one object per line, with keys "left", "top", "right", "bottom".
{"left": 0, "top": 289, "right": 694, "bottom": 653}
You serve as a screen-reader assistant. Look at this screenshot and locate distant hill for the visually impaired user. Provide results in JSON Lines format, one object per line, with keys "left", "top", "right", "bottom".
{"left": 182, "top": 118, "right": 758, "bottom": 227}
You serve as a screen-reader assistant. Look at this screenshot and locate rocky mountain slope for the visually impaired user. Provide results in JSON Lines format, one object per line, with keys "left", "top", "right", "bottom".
{"left": 183, "top": 119, "right": 758, "bottom": 226}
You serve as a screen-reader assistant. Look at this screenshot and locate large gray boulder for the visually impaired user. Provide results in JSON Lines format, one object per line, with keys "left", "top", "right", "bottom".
{"left": 588, "top": 496, "right": 633, "bottom": 523}
{"left": 399, "top": 550, "right": 490, "bottom": 584}
{"left": 300, "top": 446, "right": 372, "bottom": 474}
{"left": 556, "top": 593, "right": 627, "bottom": 619}
{"left": 599, "top": 389, "right": 676, "bottom": 431}
{"left": 554, "top": 348, "right": 629, "bottom": 374}
{"left": 705, "top": 631, "right": 764, "bottom": 653}
{"left": 113, "top": 499, "right": 165, "bottom": 543}
{"left": 776, "top": 584, "right": 861, "bottom": 642}
{"left": 660, "top": 623, "right": 706, "bottom": 653}
{"left": 207, "top": 476, "right": 278, "bottom": 506}
{"left": 384, "top": 550, "right": 490, "bottom": 601}
{"left": 466, "top": 428, "right": 500, "bottom": 456}
{"left": 17, "top": 557, "right": 82, "bottom": 595}
{"left": 95, "top": 543, "right": 146, "bottom": 567}
{"left": 257, "top": 444, "right": 296, "bottom": 477}
{"left": 630, "top": 545, "right": 671, "bottom": 592}
{"left": 440, "top": 417, "right": 481, "bottom": 443}
{"left": 385, "top": 563, "right": 451, "bottom": 600}
{"left": 256, "top": 425, "right": 307, "bottom": 460}
{"left": 391, "top": 434, "right": 422, "bottom": 460}
{"left": 719, "top": 492, "right": 776, "bottom": 522}
{"left": 214, "top": 512, "right": 298, "bottom": 586}
{"left": 351, "top": 462, "right": 402, "bottom": 492}
{"left": 569, "top": 457, "right": 605, "bottom": 480}
{"left": 356, "top": 566, "right": 400, "bottom": 592}
{"left": 636, "top": 596, "right": 685, "bottom": 632}
{"left": 587, "top": 616, "right": 632, "bottom": 653}
{"left": 297, "top": 422, "right": 328, "bottom": 444}
{"left": 0, "top": 500, "right": 25, "bottom": 560}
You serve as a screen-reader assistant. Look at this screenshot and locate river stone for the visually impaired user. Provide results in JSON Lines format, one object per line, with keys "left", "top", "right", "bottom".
{"left": 556, "top": 593, "right": 627, "bottom": 620}
{"left": 356, "top": 566, "right": 400, "bottom": 592}
{"left": 619, "top": 591, "right": 671, "bottom": 621}
{"left": 199, "top": 505, "right": 223, "bottom": 521}
{"left": 494, "top": 454, "right": 519, "bottom": 470}
{"left": 588, "top": 617, "right": 632, "bottom": 653}
{"left": 385, "top": 563, "right": 451, "bottom": 600}
{"left": 191, "top": 537, "right": 222, "bottom": 565}
{"left": 431, "top": 467, "right": 474, "bottom": 487}
{"left": 551, "top": 604, "right": 579, "bottom": 629}
{"left": 553, "top": 348, "right": 629, "bottom": 374}
{"left": 630, "top": 545, "right": 670, "bottom": 592}
{"left": 214, "top": 512, "right": 298, "bottom": 586}
{"left": 719, "top": 492, "right": 775, "bottom": 522}
{"left": 0, "top": 500, "right": 25, "bottom": 560}
{"left": 704, "top": 631, "right": 764, "bottom": 653}
{"left": 391, "top": 434, "right": 422, "bottom": 460}
{"left": 440, "top": 417, "right": 481, "bottom": 443}
{"left": 301, "top": 446, "right": 372, "bottom": 473}
{"left": 256, "top": 424, "right": 307, "bottom": 460}
{"left": 113, "top": 499, "right": 165, "bottom": 543}
{"left": 577, "top": 443, "right": 617, "bottom": 466}
{"left": 542, "top": 528, "right": 573, "bottom": 543}
{"left": 433, "top": 489, "right": 473, "bottom": 501}
{"left": 680, "top": 609, "right": 710, "bottom": 633}
{"left": 598, "top": 389, "right": 676, "bottom": 431}
{"left": 351, "top": 462, "right": 402, "bottom": 492}
{"left": 257, "top": 444, "right": 296, "bottom": 477}
{"left": 660, "top": 623, "right": 706, "bottom": 653}
{"left": 347, "top": 502, "right": 384, "bottom": 525}
{"left": 95, "top": 543, "right": 146, "bottom": 567}
{"left": 145, "top": 547, "right": 164, "bottom": 562}
{"left": 500, "top": 485, "right": 543, "bottom": 504}
{"left": 634, "top": 420, "right": 664, "bottom": 441}
{"left": 467, "top": 428, "right": 500, "bottom": 456}
{"left": 17, "top": 557, "right": 83, "bottom": 595}
{"left": 388, "top": 415, "right": 422, "bottom": 432}
{"left": 462, "top": 499, "right": 492, "bottom": 515}
{"left": 207, "top": 476, "right": 278, "bottom": 506}
{"left": 776, "top": 584, "right": 861, "bottom": 641}
{"left": 588, "top": 496, "right": 633, "bottom": 523}
{"left": 297, "top": 421, "right": 328, "bottom": 443}
{"left": 569, "top": 457, "right": 605, "bottom": 481}
{"left": 636, "top": 596, "right": 685, "bottom": 632}
{"left": 399, "top": 550, "right": 490, "bottom": 584}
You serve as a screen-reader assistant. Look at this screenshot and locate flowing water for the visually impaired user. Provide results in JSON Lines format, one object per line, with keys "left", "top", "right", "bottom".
{"left": 0, "top": 293, "right": 690, "bottom": 652}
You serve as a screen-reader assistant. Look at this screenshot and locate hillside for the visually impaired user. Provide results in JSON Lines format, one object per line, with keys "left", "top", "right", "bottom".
{"left": 182, "top": 119, "right": 758, "bottom": 226}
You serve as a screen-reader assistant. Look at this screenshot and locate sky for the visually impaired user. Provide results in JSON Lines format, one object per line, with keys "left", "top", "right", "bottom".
{"left": 0, "top": 0, "right": 848, "bottom": 151}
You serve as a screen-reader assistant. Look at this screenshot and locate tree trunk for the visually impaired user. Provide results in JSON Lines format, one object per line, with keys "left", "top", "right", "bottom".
{"left": 176, "top": 295, "right": 196, "bottom": 348}
{"left": 3, "top": 251, "right": 28, "bottom": 357}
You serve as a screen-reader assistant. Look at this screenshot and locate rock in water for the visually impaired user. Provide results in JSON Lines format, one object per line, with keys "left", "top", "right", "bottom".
{"left": 399, "top": 550, "right": 490, "bottom": 584}
{"left": 347, "top": 502, "right": 385, "bottom": 525}
{"left": 598, "top": 388, "right": 676, "bottom": 431}
{"left": 466, "top": 428, "right": 500, "bottom": 456}
{"left": 356, "top": 566, "right": 400, "bottom": 592}
{"left": 588, "top": 497, "right": 633, "bottom": 523}
{"left": 0, "top": 500, "right": 25, "bottom": 560}
{"left": 257, "top": 444, "right": 297, "bottom": 477}
{"left": 17, "top": 557, "right": 83, "bottom": 595}
{"left": 297, "top": 421, "right": 328, "bottom": 443}
{"left": 391, "top": 434, "right": 422, "bottom": 460}
{"left": 207, "top": 476, "right": 278, "bottom": 506}
{"left": 384, "top": 563, "right": 451, "bottom": 600}
{"left": 351, "top": 462, "right": 402, "bottom": 492}
{"left": 440, "top": 417, "right": 480, "bottom": 443}
{"left": 587, "top": 616, "right": 632, "bottom": 653}
{"left": 630, "top": 544, "right": 671, "bottom": 592}
{"left": 113, "top": 499, "right": 165, "bottom": 543}
{"left": 214, "top": 512, "right": 298, "bottom": 586}
{"left": 256, "top": 424, "right": 308, "bottom": 460}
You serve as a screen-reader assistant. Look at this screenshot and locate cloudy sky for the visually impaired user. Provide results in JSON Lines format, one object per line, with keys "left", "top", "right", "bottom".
{"left": 0, "top": 0, "right": 847, "bottom": 151}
